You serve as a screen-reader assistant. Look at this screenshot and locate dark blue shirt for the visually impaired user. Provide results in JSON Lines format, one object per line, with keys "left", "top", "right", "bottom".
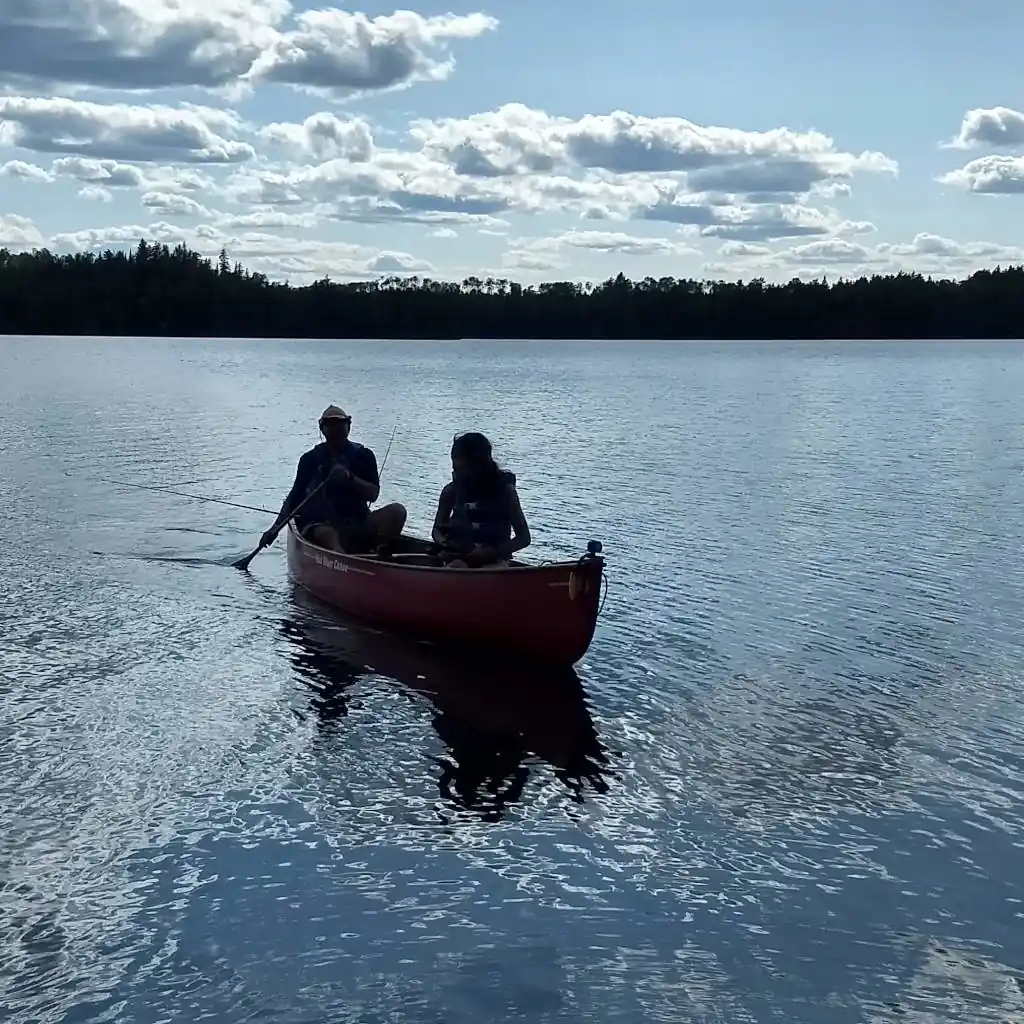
{"left": 287, "top": 441, "right": 379, "bottom": 527}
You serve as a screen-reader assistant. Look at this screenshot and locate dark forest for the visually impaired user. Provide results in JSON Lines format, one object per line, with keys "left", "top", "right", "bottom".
{"left": 1, "top": 240, "right": 1022, "bottom": 339}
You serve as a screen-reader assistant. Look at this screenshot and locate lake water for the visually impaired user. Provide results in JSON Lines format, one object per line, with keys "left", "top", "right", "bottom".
{"left": 2, "top": 337, "right": 1024, "bottom": 1023}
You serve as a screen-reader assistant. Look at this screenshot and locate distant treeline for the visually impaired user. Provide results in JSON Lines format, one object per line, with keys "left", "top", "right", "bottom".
{"left": 1, "top": 240, "right": 1023, "bottom": 339}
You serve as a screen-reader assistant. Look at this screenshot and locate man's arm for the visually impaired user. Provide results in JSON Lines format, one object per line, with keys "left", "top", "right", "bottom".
{"left": 334, "top": 447, "right": 380, "bottom": 504}
{"left": 262, "top": 454, "right": 312, "bottom": 543}
{"left": 431, "top": 482, "right": 456, "bottom": 545}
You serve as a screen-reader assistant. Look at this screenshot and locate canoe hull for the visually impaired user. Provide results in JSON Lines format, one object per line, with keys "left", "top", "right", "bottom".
{"left": 285, "top": 524, "right": 604, "bottom": 664}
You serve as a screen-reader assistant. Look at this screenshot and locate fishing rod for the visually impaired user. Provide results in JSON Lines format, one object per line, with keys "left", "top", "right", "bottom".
{"left": 378, "top": 424, "right": 399, "bottom": 477}
{"left": 64, "top": 471, "right": 275, "bottom": 515}
{"left": 70, "top": 423, "right": 402, "bottom": 569}
{"left": 68, "top": 424, "right": 400, "bottom": 516}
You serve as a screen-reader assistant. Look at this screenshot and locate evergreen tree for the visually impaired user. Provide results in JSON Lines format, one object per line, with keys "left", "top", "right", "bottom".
{"left": 0, "top": 238, "right": 1021, "bottom": 339}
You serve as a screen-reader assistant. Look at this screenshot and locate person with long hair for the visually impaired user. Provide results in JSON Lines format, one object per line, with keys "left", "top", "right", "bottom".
{"left": 431, "top": 432, "right": 531, "bottom": 567}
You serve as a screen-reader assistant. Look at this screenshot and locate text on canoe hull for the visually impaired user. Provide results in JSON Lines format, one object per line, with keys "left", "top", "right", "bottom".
{"left": 310, "top": 550, "right": 350, "bottom": 572}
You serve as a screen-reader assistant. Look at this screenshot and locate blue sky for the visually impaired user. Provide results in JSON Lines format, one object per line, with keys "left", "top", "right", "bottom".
{"left": 0, "top": 0, "right": 1022, "bottom": 285}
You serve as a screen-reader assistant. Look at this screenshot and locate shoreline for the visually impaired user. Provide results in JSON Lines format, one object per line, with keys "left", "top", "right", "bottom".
{"left": 2, "top": 240, "right": 1023, "bottom": 340}
{"left": 2, "top": 334, "right": 1022, "bottom": 343}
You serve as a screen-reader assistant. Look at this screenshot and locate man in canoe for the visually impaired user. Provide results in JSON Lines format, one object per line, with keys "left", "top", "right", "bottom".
{"left": 261, "top": 405, "right": 407, "bottom": 553}
{"left": 431, "top": 431, "right": 531, "bottom": 567}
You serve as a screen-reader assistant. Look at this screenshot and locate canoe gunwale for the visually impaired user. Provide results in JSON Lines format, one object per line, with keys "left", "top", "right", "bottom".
{"left": 285, "top": 520, "right": 603, "bottom": 576}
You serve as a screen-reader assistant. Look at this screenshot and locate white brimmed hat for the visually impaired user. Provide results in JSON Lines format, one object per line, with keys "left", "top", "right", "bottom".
{"left": 319, "top": 405, "right": 351, "bottom": 422}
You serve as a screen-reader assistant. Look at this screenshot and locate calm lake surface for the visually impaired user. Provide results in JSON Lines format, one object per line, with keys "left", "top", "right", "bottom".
{"left": 2, "top": 337, "right": 1024, "bottom": 1023}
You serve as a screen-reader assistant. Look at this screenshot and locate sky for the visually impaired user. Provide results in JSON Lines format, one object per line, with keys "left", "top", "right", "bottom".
{"left": 0, "top": 0, "right": 1022, "bottom": 286}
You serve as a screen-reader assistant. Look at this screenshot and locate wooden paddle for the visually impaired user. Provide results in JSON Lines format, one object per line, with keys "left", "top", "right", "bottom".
{"left": 233, "top": 482, "right": 326, "bottom": 571}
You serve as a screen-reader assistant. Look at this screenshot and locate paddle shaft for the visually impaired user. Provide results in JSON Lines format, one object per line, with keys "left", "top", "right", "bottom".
{"left": 233, "top": 481, "right": 326, "bottom": 570}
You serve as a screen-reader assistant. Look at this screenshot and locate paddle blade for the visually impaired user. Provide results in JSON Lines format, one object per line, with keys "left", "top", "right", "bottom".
{"left": 232, "top": 545, "right": 263, "bottom": 571}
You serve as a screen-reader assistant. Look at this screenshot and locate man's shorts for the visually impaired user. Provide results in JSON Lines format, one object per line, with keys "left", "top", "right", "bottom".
{"left": 301, "top": 518, "right": 377, "bottom": 554}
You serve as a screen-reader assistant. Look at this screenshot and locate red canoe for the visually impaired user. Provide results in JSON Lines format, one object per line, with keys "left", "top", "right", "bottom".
{"left": 285, "top": 522, "right": 606, "bottom": 664}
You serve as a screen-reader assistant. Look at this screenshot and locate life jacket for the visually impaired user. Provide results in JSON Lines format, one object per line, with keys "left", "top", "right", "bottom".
{"left": 307, "top": 440, "right": 371, "bottom": 523}
{"left": 448, "top": 470, "right": 516, "bottom": 548}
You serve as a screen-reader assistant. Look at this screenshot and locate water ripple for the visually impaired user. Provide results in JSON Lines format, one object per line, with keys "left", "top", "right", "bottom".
{"left": 3, "top": 338, "right": 1024, "bottom": 1022}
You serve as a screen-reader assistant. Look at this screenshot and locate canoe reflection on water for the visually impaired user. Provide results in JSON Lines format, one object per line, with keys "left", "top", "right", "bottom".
{"left": 278, "top": 586, "right": 616, "bottom": 821}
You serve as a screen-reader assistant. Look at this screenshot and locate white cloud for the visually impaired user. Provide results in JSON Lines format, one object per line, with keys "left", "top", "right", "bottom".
{"left": 0, "top": 0, "right": 291, "bottom": 91}
{"left": 51, "top": 158, "right": 218, "bottom": 198}
{"left": 53, "top": 156, "right": 148, "bottom": 188}
{"left": 0, "top": 213, "right": 44, "bottom": 248}
{"left": 718, "top": 241, "right": 772, "bottom": 259}
{"left": 225, "top": 152, "right": 514, "bottom": 226}
{"left": 949, "top": 107, "right": 1024, "bottom": 150}
{"left": 939, "top": 155, "right": 1024, "bottom": 194}
{"left": 220, "top": 114, "right": 885, "bottom": 241}
{"left": 401, "top": 103, "right": 894, "bottom": 239}
{"left": 0, "top": 3, "right": 497, "bottom": 99}
{"left": 775, "top": 238, "right": 880, "bottom": 265}
{"left": 203, "top": 99, "right": 896, "bottom": 241}
{"left": 941, "top": 108, "right": 1024, "bottom": 195}
{"left": 0, "top": 97, "right": 253, "bottom": 163}
{"left": 512, "top": 229, "right": 697, "bottom": 258}
{"left": 215, "top": 208, "right": 319, "bottom": 230}
{"left": 212, "top": 231, "right": 434, "bottom": 281}
{"left": 152, "top": 167, "right": 218, "bottom": 192}
{"left": 329, "top": 194, "right": 510, "bottom": 226}
{"left": 0, "top": 159, "right": 54, "bottom": 182}
{"left": 502, "top": 250, "right": 563, "bottom": 273}
{"left": 367, "top": 251, "right": 434, "bottom": 274}
{"left": 0, "top": 13, "right": 987, "bottom": 293}
{"left": 645, "top": 199, "right": 876, "bottom": 243}
{"left": 260, "top": 112, "right": 374, "bottom": 162}
{"left": 502, "top": 229, "right": 700, "bottom": 275}
{"left": 79, "top": 185, "right": 113, "bottom": 202}
{"left": 877, "top": 232, "right": 1024, "bottom": 265}
{"left": 222, "top": 170, "right": 309, "bottom": 206}
{"left": 141, "top": 191, "right": 212, "bottom": 218}
{"left": 50, "top": 221, "right": 194, "bottom": 252}
{"left": 45, "top": 219, "right": 436, "bottom": 284}
{"left": 248, "top": 10, "right": 498, "bottom": 98}
{"left": 411, "top": 103, "right": 896, "bottom": 184}
{"left": 710, "top": 231, "right": 1024, "bottom": 281}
